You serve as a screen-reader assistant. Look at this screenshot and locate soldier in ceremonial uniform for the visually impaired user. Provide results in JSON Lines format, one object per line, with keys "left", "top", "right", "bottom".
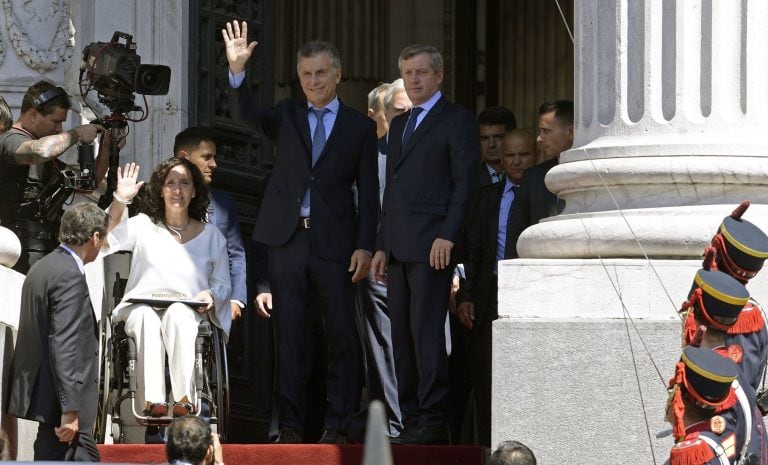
{"left": 667, "top": 346, "right": 742, "bottom": 465}
{"left": 679, "top": 269, "right": 765, "bottom": 463}
{"left": 703, "top": 201, "right": 768, "bottom": 393}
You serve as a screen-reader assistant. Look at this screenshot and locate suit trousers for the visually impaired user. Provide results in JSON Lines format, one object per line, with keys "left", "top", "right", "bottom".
{"left": 387, "top": 256, "right": 452, "bottom": 428}
{"left": 115, "top": 303, "right": 203, "bottom": 408}
{"left": 34, "top": 424, "right": 100, "bottom": 461}
{"left": 269, "top": 228, "right": 361, "bottom": 434}
{"left": 468, "top": 318, "right": 493, "bottom": 446}
{"left": 356, "top": 274, "right": 402, "bottom": 435}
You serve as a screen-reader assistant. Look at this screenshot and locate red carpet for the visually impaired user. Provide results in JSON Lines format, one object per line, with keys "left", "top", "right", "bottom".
{"left": 98, "top": 444, "right": 485, "bottom": 465}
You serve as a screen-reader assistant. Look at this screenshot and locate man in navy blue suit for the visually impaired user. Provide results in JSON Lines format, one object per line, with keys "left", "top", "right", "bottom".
{"left": 372, "top": 44, "right": 480, "bottom": 445}
{"left": 175, "top": 126, "right": 246, "bottom": 321}
{"left": 223, "top": 21, "right": 378, "bottom": 444}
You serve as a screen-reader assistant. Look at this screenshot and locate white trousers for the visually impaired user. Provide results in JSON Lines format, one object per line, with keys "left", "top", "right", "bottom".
{"left": 114, "top": 303, "right": 203, "bottom": 408}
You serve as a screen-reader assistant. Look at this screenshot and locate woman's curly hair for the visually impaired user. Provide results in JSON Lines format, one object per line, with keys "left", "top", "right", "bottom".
{"left": 139, "top": 157, "right": 210, "bottom": 224}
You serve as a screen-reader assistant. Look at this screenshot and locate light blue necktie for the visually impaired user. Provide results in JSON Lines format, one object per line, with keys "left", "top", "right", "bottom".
{"left": 301, "top": 108, "right": 330, "bottom": 210}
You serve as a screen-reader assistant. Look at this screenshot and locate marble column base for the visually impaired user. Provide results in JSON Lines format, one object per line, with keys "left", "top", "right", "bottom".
{"left": 492, "top": 258, "right": 768, "bottom": 464}
{"left": 517, "top": 204, "right": 768, "bottom": 259}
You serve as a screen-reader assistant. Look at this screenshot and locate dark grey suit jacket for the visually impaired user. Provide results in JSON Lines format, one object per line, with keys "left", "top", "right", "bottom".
{"left": 7, "top": 247, "right": 99, "bottom": 430}
{"left": 228, "top": 84, "right": 379, "bottom": 261}
{"left": 376, "top": 97, "right": 480, "bottom": 261}
{"left": 506, "top": 156, "right": 564, "bottom": 258}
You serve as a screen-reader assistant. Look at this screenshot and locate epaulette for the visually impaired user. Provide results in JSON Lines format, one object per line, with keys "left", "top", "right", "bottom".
{"left": 727, "top": 301, "right": 765, "bottom": 335}
{"left": 713, "top": 345, "right": 744, "bottom": 365}
{"left": 670, "top": 434, "right": 715, "bottom": 465}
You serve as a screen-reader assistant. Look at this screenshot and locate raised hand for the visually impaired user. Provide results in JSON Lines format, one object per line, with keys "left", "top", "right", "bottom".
{"left": 221, "top": 21, "right": 258, "bottom": 74}
{"left": 115, "top": 162, "right": 144, "bottom": 203}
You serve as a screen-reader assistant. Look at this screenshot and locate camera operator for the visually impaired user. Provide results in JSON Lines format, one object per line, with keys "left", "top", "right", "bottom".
{"left": 0, "top": 95, "right": 11, "bottom": 132}
{"left": 166, "top": 416, "right": 224, "bottom": 465}
{"left": 0, "top": 81, "right": 108, "bottom": 273}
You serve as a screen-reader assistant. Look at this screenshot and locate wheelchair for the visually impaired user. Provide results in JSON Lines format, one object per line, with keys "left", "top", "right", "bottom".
{"left": 94, "top": 251, "right": 230, "bottom": 443}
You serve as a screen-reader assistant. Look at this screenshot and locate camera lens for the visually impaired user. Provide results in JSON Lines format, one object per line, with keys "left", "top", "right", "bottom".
{"left": 134, "top": 64, "right": 171, "bottom": 95}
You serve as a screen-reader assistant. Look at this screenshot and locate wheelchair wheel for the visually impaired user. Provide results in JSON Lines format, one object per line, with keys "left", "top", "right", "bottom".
{"left": 210, "top": 328, "right": 230, "bottom": 441}
{"left": 94, "top": 310, "right": 113, "bottom": 443}
{"left": 111, "top": 422, "right": 123, "bottom": 443}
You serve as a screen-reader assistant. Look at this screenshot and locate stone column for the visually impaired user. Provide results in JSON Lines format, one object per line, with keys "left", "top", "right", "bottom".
{"left": 493, "top": 2, "right": 768, "bottom": 464}
{"left": 517, "top": 0, "right": 768, "bottom": 259}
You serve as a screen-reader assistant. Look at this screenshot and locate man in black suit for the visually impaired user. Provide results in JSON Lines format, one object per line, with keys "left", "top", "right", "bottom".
{"left": 456, "top": 129, "right": 537, "bottom": 446}
{"left": 371, "top": 44, "right": 480, "bottom": 445}
{"left": 477, "top": 106, "right": 517, "bottom": 187}
{"left": 223, "top": 21, "right": 378, "bottom": 444}
{"left": 7, "top": 202, "right": 107, "bottom": 461}
{"left": 505, "top": 100, "right": 573, "bottom": 259}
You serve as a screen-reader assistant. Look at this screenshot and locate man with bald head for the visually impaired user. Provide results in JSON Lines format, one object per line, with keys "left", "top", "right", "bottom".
{"left": 456, "top": 129, "right": 537, "bottom": 446}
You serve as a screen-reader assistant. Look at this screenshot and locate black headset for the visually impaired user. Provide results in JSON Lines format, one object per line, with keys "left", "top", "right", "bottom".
{"left": 30, "top": 86, "right": 68, "bottom": 109}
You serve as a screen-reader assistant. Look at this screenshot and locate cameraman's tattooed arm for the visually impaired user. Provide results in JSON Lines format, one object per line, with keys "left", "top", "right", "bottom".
{"left": 13, "top": 129, "right": 80, "bottom": 164}
{"left": 12, "top": 123, "right": 103, "bottom": 165}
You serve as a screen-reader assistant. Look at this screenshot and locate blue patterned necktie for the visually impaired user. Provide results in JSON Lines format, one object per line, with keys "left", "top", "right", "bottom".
{"left": 302, "top": 108, "right": 330, "bottom": 210}
{"left": 492, "top": 171, "right": 505, "bottom": 184}
{"left": 311, "top": 108, "right": 330, "bottom": 166}
{"left": 401, "top": 106, "right": 424, "bottom": 146}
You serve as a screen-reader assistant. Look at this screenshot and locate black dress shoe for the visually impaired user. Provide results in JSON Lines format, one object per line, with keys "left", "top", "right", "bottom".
{"left": 274, "top": 427, "right": 303, "bottom": 444}
{"left": 318, "top": 429, "right": 348, "bottom": 444}
{"left": 390, "top": 425, "right": 450, "bottom": 445}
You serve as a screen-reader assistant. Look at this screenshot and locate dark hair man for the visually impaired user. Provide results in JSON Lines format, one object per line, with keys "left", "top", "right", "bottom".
{"left": 166, "top": 416, "right": 224, "bottom": 465}
{"left": 0, "top": 95, "right": 11, "bottom": 132}
{"left": 477, "top": 106, "right": 517, "bottom": 186}
{"left": 371, "top": 43, "right": 480, "bottom": 445}
{"left": 7, "top": 202, "right": 108, "bottom": 461}
{"left": 223, "top": 21, "right": 378, "bottom": 444}
{"left": 175, "top": 126, "right": 247, "bottom": 321}
{"left": 505, "top": 100, "right": 573, "bottom": 259}
{"left": 490, "top": 440, "right": 537, "bottom": 465}
{"left": 0, "top": 81, "right": 111, "bottom": 273}
{"left": 536, "top": 100, "right": 573, "bottom": 160}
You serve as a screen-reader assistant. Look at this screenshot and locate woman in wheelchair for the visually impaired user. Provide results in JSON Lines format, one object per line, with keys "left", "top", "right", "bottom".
{"left": 104, "top": 158, "right": 231, "bottom": 419}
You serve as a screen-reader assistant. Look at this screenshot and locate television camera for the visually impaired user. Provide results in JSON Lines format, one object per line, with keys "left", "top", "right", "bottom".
{"left": 81, "top": 31, "right": 171, "bottom": 115}
{"left": 79, "top": 31, "right": 171, "bottom": 207}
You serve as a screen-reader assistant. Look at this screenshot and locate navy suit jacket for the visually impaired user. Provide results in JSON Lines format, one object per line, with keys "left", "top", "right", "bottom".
{"left": 477, "top": 162, "right": 495, "bottom": 188}
{"left": 210, "top": 189, "right": 247, "bottom": 304}
{"left": 229, "top": 84, "right": 378, "bottom": 260}
{"left": 506, "top": 156, "right": 564, "bottom": 258}
{"left": 458, "top": 181, "right": 505, "bottom": 325}
{"left": 8, "top": 247, "right": 99, "bottom": 430}
{"left": 376, "top": 96, "right": 480, "bottom": 262}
